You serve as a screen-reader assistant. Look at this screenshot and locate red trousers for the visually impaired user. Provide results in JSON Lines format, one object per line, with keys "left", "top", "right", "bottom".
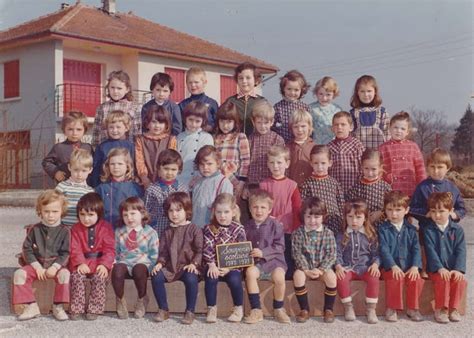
{"left": 383, "top": 270, "right": 424, "bottom": 310}
{"left": 337, "top": 270, "right": 379, "bottom": 302}
{"left": 429, "top": 272, "right": 467, "bottom": 310}
{"left": 12, "top": 265, "right": 70, "bottom": 304}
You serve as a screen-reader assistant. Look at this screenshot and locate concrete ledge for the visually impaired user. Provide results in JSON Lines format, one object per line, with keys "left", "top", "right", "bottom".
{"left": 0, "top": 190, "right": 42, "bottom": 207}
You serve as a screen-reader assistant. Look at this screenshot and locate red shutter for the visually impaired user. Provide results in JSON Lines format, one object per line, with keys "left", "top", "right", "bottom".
{"left": 4, "top": 60, "right": 20, "bottom": 98}
{"left": 164, "top": 67, "right": 185, "bottom": 103}
{"left": 220, "top": 75, "right": 237, "bottom": 104}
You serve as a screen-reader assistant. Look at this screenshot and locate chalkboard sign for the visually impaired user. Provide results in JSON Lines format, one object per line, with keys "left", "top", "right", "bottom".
{"left": 216, "top": 241, "right": 254, "bottom": 269}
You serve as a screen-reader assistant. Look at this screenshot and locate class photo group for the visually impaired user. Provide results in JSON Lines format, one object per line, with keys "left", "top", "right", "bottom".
{"left": 12, "top": 61, "right": 467, "bottom": 326}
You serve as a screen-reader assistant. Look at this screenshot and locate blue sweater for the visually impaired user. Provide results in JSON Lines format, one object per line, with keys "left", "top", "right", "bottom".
{"left": 179, "top": 93, "right": 218, "bottom": 130}
{"left": 378, "top": 220, "right": 422, "bottom": 272}
{"left": 141, "top": 99, "right": 182, "bottom": 136}
{"left": 423, "top": 220, "right": 466, "bottom": 273}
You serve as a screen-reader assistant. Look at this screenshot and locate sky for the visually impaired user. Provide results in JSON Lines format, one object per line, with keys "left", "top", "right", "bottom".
{"left": 0, "top": 0, "right": 472, "bottom": 124}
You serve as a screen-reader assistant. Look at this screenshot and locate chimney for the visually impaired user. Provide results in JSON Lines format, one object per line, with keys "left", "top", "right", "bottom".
{"left": 102, "top": 0, "right": 116, "bottom": 15}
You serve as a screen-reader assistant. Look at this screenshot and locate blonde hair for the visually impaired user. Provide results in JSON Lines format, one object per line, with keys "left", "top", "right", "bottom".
{"left": 313, "top": 76, "right": 340, "bottom": 98}
{"left": 104, "top": 110, "right": 131, "bottom": 130}
{"left": 100, "top": 147, "right": 134, "bottom": 182}
{"left": 69, "top": 148, "right": 93, "bottom": 169}
{"left": 289, "top": 109, "right": 313, "bottom": 133}
{"left": 36, "top": 189, "right": 68, "bottom": 218}
{"left": 427, "top": 148, "right": 452, "bottom": 169}
{"left": 248, "top": 189, "right": 274, "bottom": 210}
{"left": 251, "top": 99, "right": 275, "bottom": 121}
{"left": 186, "top": 66, "right": 207, "bottom": 82}
{"left": 211, "top": 193, "right": 241, "bottom": 225}
{"left": 267, "top": 145, "right": 290, "bottom": 162}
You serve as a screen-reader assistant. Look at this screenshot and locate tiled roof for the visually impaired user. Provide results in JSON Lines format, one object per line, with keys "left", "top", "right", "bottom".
{"left": 0, "top": 3, "right": 278, "bottom": 73}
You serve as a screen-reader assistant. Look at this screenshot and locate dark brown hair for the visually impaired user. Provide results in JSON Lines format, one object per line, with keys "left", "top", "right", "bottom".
{"left": 233, "top": 62, "right": 262, "bottom": 85}
{"left": 215, "top": 101, "right": 242, "bottom": 135}
{"left": 164, "top": 192, "right": 193, "bottom": 221}
{"left": 350, "top": 75, "right": 382, "bottom": 108}
{"left": 142, "top": 105, "right": 171, "bottom": 133}
{"left": 342, "top": 198, "right": 377, "bottom": 245}
{"left": 182, "top": 101, "right": 208, "bottom": 127}
{"left": 279, "top": 70, "right": 310, "bottom": 99}
{"left": 389, "top": 111, "right": 412, "bottom": 129}
{"left": 149, "top": 72, "right": 174, "bottom": 92}
{"left": 310, "top": 144, "right": 332, "bottom": 161}
{"left": 194, "top": 145, "right": 221, "bottom": 169}
{"left": 77, "top": 192, "right": 104, "bottom": 220}
{"left": 61, "top": 111, "right": 89, "bottom": 133}
{"left": 300, "top": 197, "right": 327, "bottom": 223}
{"left": 384, "top": 190, "right": 410, "bottom": 209}
{"left": 158, "top": 149, "right": 183, "bottom": 171}
{"left": 119, "top": 197, "right": 150, "bottom": 227}
{"left": 106, "top": 70, "right": 133, "bottom": 101}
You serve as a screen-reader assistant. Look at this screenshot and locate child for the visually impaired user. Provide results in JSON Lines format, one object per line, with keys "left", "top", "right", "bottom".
{"left": 92, "top": 70, "right": 142, "bottom": 147}
{"left": 424, "top": 192, "right": 467, "bottom": 323}
{"left": 42, "top": 111, "right": 93, "bottom": 183}
{"left": 179, "top": 66, "right": 219, "bottom": 130}
{"left": 95, "top": 148, "right": 143, "bottom": 228}
{"left": 272, "top": 70, "right": 311, "bottom": 143}
{"left": 336, "top": 199, "right": 380, "bottom": 324}
{"left": 260, "top": 145, "right": 301, "bottom": 280}
{"left": 69, "top": 192, "right": 115, "bottom": 320}
{"left": 244, "top": 189, "right": 290, "bottom": 324}
{"left": 346, "top": 149, "right": 391, "bottom": 229}
{"left": 222, "top": 62, "right": 266, "bottom": 135}
{"left": 135, "top": 105, "right": 177, "bottom": 188}
{"left": 55, "top": 149, "right": 94, "bottom": 226}
{"left": 300, "top": 145, "right": 344, "bottom": 234}
{"left": 379, "top": 111, "right": 426, "bottom": 197}
{"left": 151, "top": 192, "right": 203, "bottom": 325}
{"left": 191, "top": 145, "right": 233, "bottom": 228}
{"left": 349, "top": 74, "right": 390, "bottom": 149}
{"left": 287, "top": 109, "right": 316, "bottom": 187}
{"left": 91, "top": 110, "right": 135, "bottom": 187}
{"left": 141, "top": 72, "right": 182, "bottom": 135}
{"left": 144, "top": 149, "right": 188, "bottom": 236}
{"left": 12, "top": 190, "right": 70, "bottom": 321}
{"left": 113, "top": 197, "right": 159, "bottom": 319}
{"left": 292, "top": 197, "right": 338, "bottom": 323}
{"left": 203, "top": 193, "right": 246, "bottom": 323}
{"left": 378, "top": 191, "right": 424, "bottom": 322}
{"left": 410, "top": 148, "right": 466, "bottom": 228}
{"left": 328, "top": 111, "right": 365, "bottom": 193}
{"left": 214, "top": 101, "right": 250, "bottom": 198}
{"left": 176, "top": 101, "right": 214, "bottom": 186}
{"left": 309, "top": 76, "right": 343, "bottom": 145}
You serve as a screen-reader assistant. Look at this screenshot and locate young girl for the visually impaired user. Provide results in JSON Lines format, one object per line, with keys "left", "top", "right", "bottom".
{"left": 336, "top": 199, "right": 380, "bottom": 324}
{"left": 191, "top": 145, "right": 233, "bottom": 228}
{"left": 379, "top": 111, "right": 426, "bottom": 197}
{"left": 151, "top": 192, "right": 203, "bottom": 325}
{"left": 92, "top": 70, "right": 142, "bottom": 147}
{"left": 300, "top": 145, "right": 344, "bottom": 234}
{"left": 69, "top": 192, "right": 115, "bottom": 320}
{"left": 349, "top": 75, "right": 389, "bottom": 149}
{"left": 287, "top": 109, "right": 316, "bottom": 187}
{"left": 214, "top": 101, "right": 250, "bottom": 198}
{"left": 203, "top": 193, "right": 246, "bottom": 323}
{"left": 222, "top": 62, "right": 266, "bottom": 136}
{"left": 135, "top": 105, "right": 177, "bottom": 188}
{"left": 272, "top": 70, "right": 310, "bottom": 143}
{"left": 309, "top": 76, "right": 343, "bottom": 145}
{"left": 95, "top": 148, "right": 143, "bottom": 228}
{"left": 346, "top": 149, "right": 392, "bottom": 230}
{"left": 177, "top": 101, "right": 214, "bottom": 187}
{"left": 112, "top": 197, "right": 159, "bottom": 319}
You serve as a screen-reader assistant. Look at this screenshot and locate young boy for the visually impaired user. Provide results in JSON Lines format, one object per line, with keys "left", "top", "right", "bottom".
{"left": 410, "top": 148, "right": 466, "bottom": 228}
{"left": 260, "top": 145, "right": 301, "bottom": 280}
{"left": 142, "top": 72, "right": 182, "bottom": 136}
{"left": 328, "top": 111, "right": 365, "bottom": 193}
{"left": 42, "top": 111, "right": 93, "bottom": 184}
{"left": 179, "top": 67, "right": 219, "bottom": 131}
{"left": 424, "top": 192, "right": 467, "bottom": 324}
{"left": 378, "top": 191, "right": 424, "bottom": 322}
{"left": 292, "top": 197, "right": 338, "bottom": 323}
{"left": 55, "top": 149, "right": 94, "bottom": 226}
{"left": 244, "top": 189, "right": 290, "bottom": 324}
{"left": 90, "top": 110, "right": 135, "bottom": 187}
{"left": 144, "top": 149, "right": 188, "bottom": 236}
{"left": 12, "top": 190, "right": 70, "bottom": 321}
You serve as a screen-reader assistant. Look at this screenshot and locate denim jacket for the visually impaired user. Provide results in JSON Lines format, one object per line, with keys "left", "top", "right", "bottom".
{"left": 336, "top": 228, "right": 379, "bottom": 275}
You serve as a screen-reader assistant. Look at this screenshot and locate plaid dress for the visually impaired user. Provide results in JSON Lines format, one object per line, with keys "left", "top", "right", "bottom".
{"left": 91, "top": 99, "right": 142, "bottom": 147}
{"left": 300, "top": 175, "right": 345, "bottom": 234}
{"left": 328, "top": 136, "right": 365, "bottom": 194}
{"left": 214, "top": 132, "right": 250, "bottom": 188}
{"left": 291, "top": 226, "right": 337, "bottom": 271}
{"left": 202, "top": 221, "right": 247, "bottom": 265}
{"left": 272, "top": 99, "right": 310, "bottom": 144}
{"left": 350, "top": 106, "right": 389, "bottom": 149}
{"left": 247, "top": 130, "right": 285, "bottom": 184}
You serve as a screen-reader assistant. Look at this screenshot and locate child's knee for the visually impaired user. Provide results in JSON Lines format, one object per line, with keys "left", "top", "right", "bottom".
{"left": 272, "top": 268, "right": 286, "bottom": 285}
{"left": 293, "top": 269, "right": 305, "bottom": 284}
{"left": 57, "top": 269, "right": 70, "bottom": 284}
{"left": 323, "top": 269, "right": 337, "bottom": 284}
{"left": 245, "top": 266, "right": 259, "bottom": 281}
{"left": 13, "top": 269, "right": 27, "bottom": 285}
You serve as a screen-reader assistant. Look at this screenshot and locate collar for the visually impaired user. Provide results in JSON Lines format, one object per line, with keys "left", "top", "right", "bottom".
{"left": 312, "top": 174, "right": 328, "bottom": 180}
{"left": 170, "top": 220, "right": 190, "bottom": 228}
{"left": 335, "top": 136, "right": 352, "bottom": 143}
{"left": 270, "top": 175, "right": 287, "bottom": 181}
{"left": 65, "top": 178, "right": 89, "bottom": 187}
{"left": 237, "top": 88, "right": 258, "bottom": 99}
{"left": 143, "top": 132, "right": 170, "bottom": 140}
{"left": 436, "top": 221, "right": 450, "bottom": 232}
{"left": 154, "top": 99, "right": 169, "bottom": 105}
{"left": 283, "top": 98, "right": 299, "bottom": 104}
{"left": 428, "top": 177, "right": 446, "bottom": 185}
{"left": 190, "top": 93, "right": 205, "bottom": 99}
{"left": 390, "top": 221, "right": 404, "bottom": 232}
{"left": 294, "top": 137, "right": 309, "bottom": 145}
{"left": 63, "top": 139, "right": 81, "bottom": 146}
{"left": 361, "top": 177, "right": 381, "bottom": 185}
{"left": 127, "top": 225, "right": 143, "bottom": 233}
{"left": 305, "top": 225, "right": 324, "bottom": 233}
{"left": 184, "top": 128, "right": 202, "bottom": 135}
{"left": 159, "top": 178, "right": 177, "bottom": 187}
{"left": 41, "top": 219, "right": 61, "bottom": 228}
{"left": 111, "top": 177, "right": 127, "bottom": 183}
{"left": 346, "top": 226, "right": 366, "bottom": 234}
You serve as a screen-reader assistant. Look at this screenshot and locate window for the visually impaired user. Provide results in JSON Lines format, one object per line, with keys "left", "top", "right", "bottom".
{"left": 220, "top": 75, "right": 237, "bottom": 104}
{"left": 4, "top": 60, "right": 20, "bottom": 98}
{"left": 164, "top": 67, "right": 185, "bottom": 103}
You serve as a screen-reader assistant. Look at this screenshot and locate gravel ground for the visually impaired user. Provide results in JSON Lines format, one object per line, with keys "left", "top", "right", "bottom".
{"left": 0, "top": 207, "right": 472, "bottom": 337}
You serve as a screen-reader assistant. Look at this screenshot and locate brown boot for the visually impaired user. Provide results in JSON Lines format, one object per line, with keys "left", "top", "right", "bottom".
{"left": 116, "top": 297, "right": 129, "bottom": 319}
{"left": 154, "top": 309, "right": 170, "bottom": 322}
{"left": 181, "top": 310, "right": 195, "bottom": 325}
{"left": 296, "top": 309, "right": 310, "bottom": 323}
{"left": 324, "top": 309, "right": 335, "bottom": 323}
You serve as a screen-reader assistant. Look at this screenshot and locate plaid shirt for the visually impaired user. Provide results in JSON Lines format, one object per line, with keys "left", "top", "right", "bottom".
{"left": 272, "top": 99, "right": 310, "bottom": 144}
{"left": 350, "top": 106, "right": 390, "bottom": 149}
{"left": 202, "top": 221, "right": 247, "bottom": 265}
{"left": 379, "top": 139, "right": 426, "bottom": 197}
{"left": 328, "top": 137, "right": 365, "bottom": 194}
{"left": 144, "top": 179, "right": 188, "bottom": 237}
{"left": 248, "top": 131, "right": 285, "bottom": 184}
{"left": 291, "top": 225, "right": 337, "bottom": 271}
{"left": 214, "top": 132, "right": 250, "bottom": 187}
{"left": 300, "top": 175, "right": 345, "bottom": 234}
{"left": 91, "top": 99, "right": 142, "bottom": 147}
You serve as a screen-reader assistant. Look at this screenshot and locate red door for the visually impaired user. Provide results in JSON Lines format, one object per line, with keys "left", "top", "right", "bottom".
{"left": 63, "top": 59, "right": 101, "bottom": 117}
{"left": 164, "top": 67, "right": 185, "bottom": 103}
{"left": 220, "top": 75, "right": 237, "bottom": 104}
